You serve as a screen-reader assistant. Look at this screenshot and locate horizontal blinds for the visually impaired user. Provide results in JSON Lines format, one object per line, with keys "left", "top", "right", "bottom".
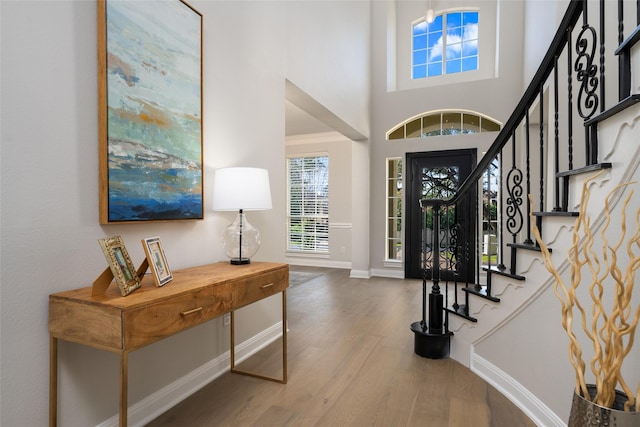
{"left": 287, "top": 156, "right": 329, "bottom": 252}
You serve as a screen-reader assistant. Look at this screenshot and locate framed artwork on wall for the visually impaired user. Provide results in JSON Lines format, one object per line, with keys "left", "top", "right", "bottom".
{"left": 142, "top": 236, "right": 173, "bottom": 287}
{"left": 98, "top": 0, "right": 203, "bottom": 223}
{"left": 98, "top": 236, "right": 141, "bottom": 296}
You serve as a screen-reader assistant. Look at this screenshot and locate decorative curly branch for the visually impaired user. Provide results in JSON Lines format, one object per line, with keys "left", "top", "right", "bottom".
{"left": 529, "top": 172, "right": 640, "bottom": 411}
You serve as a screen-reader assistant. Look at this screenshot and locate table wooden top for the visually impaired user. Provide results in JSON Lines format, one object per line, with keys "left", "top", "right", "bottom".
{"left": 50, "top": 261, "right": 288, "bottom": 310}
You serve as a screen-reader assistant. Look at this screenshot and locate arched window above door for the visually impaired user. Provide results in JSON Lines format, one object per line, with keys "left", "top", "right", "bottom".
{"left": 386, "top": 110, "right": 501, "bottom": 140}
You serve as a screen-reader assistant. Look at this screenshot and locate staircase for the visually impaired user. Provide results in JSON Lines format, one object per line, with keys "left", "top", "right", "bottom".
{"left": 416, "top": 1, "right": 640, "bottom": 423}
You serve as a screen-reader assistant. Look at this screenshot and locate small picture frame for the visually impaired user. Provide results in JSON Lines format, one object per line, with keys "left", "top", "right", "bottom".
{"left": 98, "top": 236, "right": 141, "bottom": 296}
{"left": 142, "top": 236, "right": 173, "bottom": 287}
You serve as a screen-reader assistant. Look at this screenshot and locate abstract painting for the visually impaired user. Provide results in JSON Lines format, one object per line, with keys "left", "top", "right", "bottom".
{"left": 98, "top": 0, "right": 203, "bottom": 223}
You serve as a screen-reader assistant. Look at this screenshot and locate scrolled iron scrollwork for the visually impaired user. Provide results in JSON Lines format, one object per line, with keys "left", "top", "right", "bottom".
{"left": 506, "top": 167, "right": 524, "bottom": 238}
{"left": 574, "top": 24, "right": 599, "bottom": 119}
{"left": 447, "top": 223, "right": 460, "bottom": 274}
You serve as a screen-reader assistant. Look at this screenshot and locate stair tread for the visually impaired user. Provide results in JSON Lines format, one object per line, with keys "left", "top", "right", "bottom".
{"left": 482, "top": 266, "right": 526, "bottom": 280}
{"left": 462, "top": 285, "right": 501, "bottom": 302}
{"left": 556, "top": 162, "right": 612, "bottom": 178}
{"left": 446, "top": 305, "right": 478, "bottom": 323}
{"left": 532, "top": 211, "right": 579, "bottom": 217}
{"left": 615, "top": 25, "right": 640, "bottom": 55}
{"left": 507, "top": 242, "right": 551, "bottom": 252}
{"left": 585, "top": 94, "right": 640, "bottom": 126}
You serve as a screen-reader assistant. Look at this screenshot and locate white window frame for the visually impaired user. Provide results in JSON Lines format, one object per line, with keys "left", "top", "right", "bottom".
{"left": 394, "top": 3, "right": 497, "bottom": 92}
{"left": 385, "top": 158, "right": 403, "bottom": 263}
{"left": 412, "top": 10, "right": 479, "bottom": 80}
{"left": 286, "top": 154, "right": 330, "bottom": 254}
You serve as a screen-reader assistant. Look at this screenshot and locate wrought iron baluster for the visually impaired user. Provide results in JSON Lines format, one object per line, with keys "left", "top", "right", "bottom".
{"left": 484, "top": 167, "right": 492, "bottom": 272}
{"left": 575, "top": 0, "right": 599, "bottom": 164}
{"left": 506, "top": 131, "right": 524, "bottom": 245}
{"left": 429, "top": 204, "right": 442, "bottom": 334}
{"left": 538, "top": 83, "right": 544, "bottom": 234}
{"left": 524, "top": 110, "right": 533, "bottom": 245}
{"left": 599, "top": 0, "right": 605, "bottom": 113}
{"left": 553, "top": 55, "right": 561, "bottom": 212}
{"left": 449, "top": 218, "right": 460, "bottom": 314}
{"left": 506, "top": 131, "right": 523, "bottom": 273}
{"left": 567, "top": 26, "right": 574, "bottom": 171}
{"left": 618, "top": 0, "right": 629, "bottom": 100}
{"left": 497, "top": 152, "right": 506, "bottom": 271}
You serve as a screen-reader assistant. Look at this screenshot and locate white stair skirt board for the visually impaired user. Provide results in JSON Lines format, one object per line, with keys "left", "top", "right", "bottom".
{"left": 96, "top": 322, "right": 284, "bottom": 427}
{"left": 470, "top": 350, "right": 564, "bottom": 427}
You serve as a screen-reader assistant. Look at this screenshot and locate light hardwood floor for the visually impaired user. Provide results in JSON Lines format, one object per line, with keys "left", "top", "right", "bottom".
{"left": 147, "top": 267, "right": 536, "bottom": 427}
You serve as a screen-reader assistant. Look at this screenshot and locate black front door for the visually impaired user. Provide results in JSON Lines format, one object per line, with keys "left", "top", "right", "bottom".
{"left": 405, "top": 149, "right": 477, "bottom": 280}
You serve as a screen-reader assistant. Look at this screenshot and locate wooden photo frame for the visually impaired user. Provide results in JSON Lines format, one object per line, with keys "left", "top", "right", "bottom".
{"left": 98, "top": 0, "right": 203, "bottom": 223}
{"left": 98, "top": 236, "right": 141, "bottom": 296}
{"left": 142, "top": 237, "right": 173, "bottom": 287}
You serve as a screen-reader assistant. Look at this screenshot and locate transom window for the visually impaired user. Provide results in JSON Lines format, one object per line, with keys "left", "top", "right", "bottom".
{"left": 287, "top": 155, "right": 329, "bottom": 253}
{"left": 387, "top": 110, "right": 501, "bottom": 140}
{"left": 412, "top": 10, "right": 479, "bottom": 79}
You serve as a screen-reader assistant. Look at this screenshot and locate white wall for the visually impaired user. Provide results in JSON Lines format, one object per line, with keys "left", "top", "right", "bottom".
{"left": 0, "top": 1, "right": 370, "bottom": 425}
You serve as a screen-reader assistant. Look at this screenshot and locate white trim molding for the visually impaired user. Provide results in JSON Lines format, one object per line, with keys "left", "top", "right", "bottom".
{"left": 329, "top": 222, "right": 352, "bottom": 229}
{"left": 470, "top": 350, "right": 564, "bottom": 427}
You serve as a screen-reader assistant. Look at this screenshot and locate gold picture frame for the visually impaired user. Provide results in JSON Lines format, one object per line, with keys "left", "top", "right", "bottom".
{"left": 98, "top": 236, "right": 141, "bottom": 296}
{"left": 142, "top": 236, "right": 173, "bottom": 287}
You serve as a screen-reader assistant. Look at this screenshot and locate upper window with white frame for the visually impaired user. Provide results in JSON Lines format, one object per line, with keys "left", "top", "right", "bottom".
{"left": 412, "top": 10, "right": 479, "bottom": 79}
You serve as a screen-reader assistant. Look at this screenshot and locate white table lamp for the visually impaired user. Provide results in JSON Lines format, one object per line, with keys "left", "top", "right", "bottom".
{"left": 212, "top": 167, "right": 272, "bottom": 264}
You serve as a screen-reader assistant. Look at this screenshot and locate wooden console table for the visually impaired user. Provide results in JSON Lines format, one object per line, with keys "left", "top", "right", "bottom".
{"left": 49, "top": 261, "right": 288, "bottom": 427}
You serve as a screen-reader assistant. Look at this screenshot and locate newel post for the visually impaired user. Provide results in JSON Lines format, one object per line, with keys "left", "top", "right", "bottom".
{"left": 410, "top": 200, "right": 453, "bottom": 359}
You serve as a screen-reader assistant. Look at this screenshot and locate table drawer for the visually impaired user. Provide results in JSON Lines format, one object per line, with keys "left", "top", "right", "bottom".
{"left": 233, "top": 267, "right": 288, "bottom": 309}
{"left": 125, "top": 282, "right": 232, "bottom": 349}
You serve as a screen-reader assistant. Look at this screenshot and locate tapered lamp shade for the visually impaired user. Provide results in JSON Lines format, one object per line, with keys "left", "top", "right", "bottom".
{"left": 212, "top": 167, "right": 272, "bottom": 212}
{"left": 212, "top": 168, "right": 272, "bottom": 264}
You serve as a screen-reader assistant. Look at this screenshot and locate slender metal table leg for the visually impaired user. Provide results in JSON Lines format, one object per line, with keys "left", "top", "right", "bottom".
{"left": 50, "top": 336, "right": 58, "bottom": 427}
{"left": 230, "top": 290, "right": 288, "bottom": 384}
{"left": 120, "top": 351, "right": 128, "bottom": 427}
{"left": 281, "top": 290, "right": 288, "bottom": 384}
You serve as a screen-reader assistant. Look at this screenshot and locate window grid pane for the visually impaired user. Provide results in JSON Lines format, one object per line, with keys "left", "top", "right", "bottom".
{"left": 412, "top": 11, "right": 478, "bottom": 79}
{"left": 287, "top": 155, "right": 329, "bottom": 253}
{"left": 387, "top": 112, "right": 501, "bottom": 141}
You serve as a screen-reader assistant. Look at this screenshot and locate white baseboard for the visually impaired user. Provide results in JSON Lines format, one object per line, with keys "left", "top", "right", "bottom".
{"left": 470, "top": 350, "right": 565, "bottom": 427}
{"left": 349, "top": 269, "right": 371, "bottom": 279}
{"left": 96, "top": 322, "right": 284, "bottom": 427}
{"left": 370, "top": 268, "right": 404, "bottom": 279}
{"left": 285, "top": 257, "right": 352, "bottom": 270}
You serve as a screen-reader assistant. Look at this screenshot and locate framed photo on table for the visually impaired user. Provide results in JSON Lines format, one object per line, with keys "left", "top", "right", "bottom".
{"left": 142, "top": 237, "right": 173, "bottom": 286}
{"left": 98, "top": 236, "right": 141, "bottom": 296}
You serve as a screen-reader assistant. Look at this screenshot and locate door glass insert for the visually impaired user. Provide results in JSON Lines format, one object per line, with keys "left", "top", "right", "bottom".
{"left": 421, "top": 166, "right": 459, "bottom": 199}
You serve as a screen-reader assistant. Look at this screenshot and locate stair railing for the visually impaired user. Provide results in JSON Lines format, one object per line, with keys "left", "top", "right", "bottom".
{"left": 419, "top": 0, "right": 640, "bottom": 323}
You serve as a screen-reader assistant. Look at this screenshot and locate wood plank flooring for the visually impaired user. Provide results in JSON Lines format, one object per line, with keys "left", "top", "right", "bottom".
{"left": 147, "top": 267, "right": 536, "bottom": 427}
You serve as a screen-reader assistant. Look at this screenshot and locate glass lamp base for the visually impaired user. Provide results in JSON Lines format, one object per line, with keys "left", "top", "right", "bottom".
{"left": 222, "top": 211, "right": 261, "bottom": 265}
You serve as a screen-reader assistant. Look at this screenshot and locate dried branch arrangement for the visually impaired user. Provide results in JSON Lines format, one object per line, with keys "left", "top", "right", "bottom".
{"left": 529, "top": 173, "right": 640, "bottom": 411}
